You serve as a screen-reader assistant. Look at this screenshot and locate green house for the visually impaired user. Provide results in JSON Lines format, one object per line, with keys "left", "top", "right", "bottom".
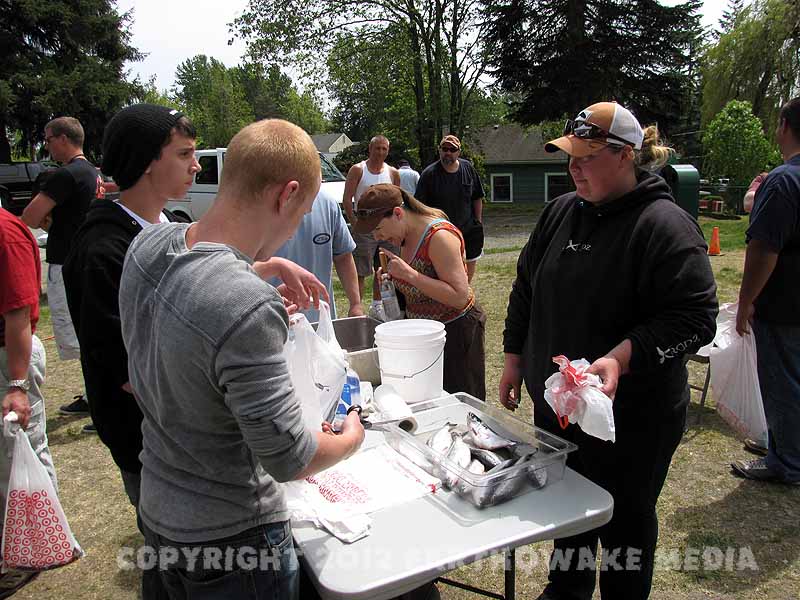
{"left": 470, "top": 124, "right": 572, "bottom": 203}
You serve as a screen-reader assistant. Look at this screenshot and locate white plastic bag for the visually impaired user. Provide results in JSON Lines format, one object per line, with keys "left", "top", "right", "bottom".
{"left": 286, "top": 301, "right": 348, "bottom": 432}
{"left": 709, "top": 303, "right": 768, "bottom": 442}
{"left": 543, "top": 356, "right": 616, "bottom": 442}
{"left": 2, "top": 413, "right": 83, "bottom": 572}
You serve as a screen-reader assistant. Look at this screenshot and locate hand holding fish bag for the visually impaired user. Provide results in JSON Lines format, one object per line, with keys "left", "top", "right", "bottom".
{"left": 2, "top": 413, "right": 83, "bottom": 571}
{"left": 544, "top": 356, "right": 615, "bottom": 442}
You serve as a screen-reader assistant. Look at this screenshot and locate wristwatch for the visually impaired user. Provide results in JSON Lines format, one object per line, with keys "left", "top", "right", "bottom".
{"left": 7, "top": 379, "right": 30, "bottom": 392}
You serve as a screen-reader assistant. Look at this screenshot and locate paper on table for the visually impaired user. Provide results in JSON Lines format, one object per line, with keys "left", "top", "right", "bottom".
{"left": 285, "top": 444, "right": 440, "bottom": 543}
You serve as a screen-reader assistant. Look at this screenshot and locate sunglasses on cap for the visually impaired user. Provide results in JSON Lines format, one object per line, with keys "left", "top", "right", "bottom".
{"left": 439, "top": 145, "right": 459, "bottom": 153}
{"left": 563, "top": 119, "right": 634, "bottom": 147}
{"left": 354, "top": 206, "right": 396, "bottom": 219}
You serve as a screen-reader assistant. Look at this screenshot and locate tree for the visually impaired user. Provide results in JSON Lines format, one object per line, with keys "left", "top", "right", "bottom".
{"left": 702, "top": 100, "right": 778, "bottom": 188}
{"left": 481, "top": 0, "right": 704, "bottom": 136}
{"left": 702, "top": 0, "right": 800, "bottom": 135}
{"left": 138, "top": 77, "right": 183, "bottom": 111}
{"left": 232, "top": 64, "right": 293, "bottom": 121}
{"left": 173, "top": 56, "right": 254, "bottom": 148}
{"left": 0, "top": 0, "right": 142, "bottom": 162}
{"left": 281, "top": 89, "right": 329, "bottom": 134}
{"left": 232, "top": 0, "right": 492, "bottom": 165}
{"left": 717, "top": 0, "right": 744, "bottom": 35}
{"left": 326, "top": 24, "right": 419, "bottom": 149}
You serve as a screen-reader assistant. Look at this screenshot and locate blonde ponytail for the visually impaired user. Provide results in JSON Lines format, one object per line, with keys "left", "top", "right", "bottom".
{"left": 636, "top": 125, "right": 674, "bottom": 171}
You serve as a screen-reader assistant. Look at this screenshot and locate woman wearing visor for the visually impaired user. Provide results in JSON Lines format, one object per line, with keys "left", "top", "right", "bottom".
{"left": 500, "top": 102, "right": 718, "bottom": 599}
{"left": 352, "top": 183, "right": 485, "bottom": 400}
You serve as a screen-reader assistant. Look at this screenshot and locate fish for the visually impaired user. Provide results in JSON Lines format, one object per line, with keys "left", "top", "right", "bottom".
{"left": 442, "top": 435, "right": 472, "bottom": 490}
{"left": 467, "top": 459, "right": 485, "bottom": 475}
{"left": 446, "top": 435, "right": 472, "bottom": 469}
{"left": 426, "top": 423, "right": 455, "bottom": 455}
{"left": 465, "top": 444, "right": 505, "bottom": 469}
{"left": 467, "top": 412, "right": 515, "bottom": 450}
{"left": 470, "top": 458, "right": 522, "bottom": 507}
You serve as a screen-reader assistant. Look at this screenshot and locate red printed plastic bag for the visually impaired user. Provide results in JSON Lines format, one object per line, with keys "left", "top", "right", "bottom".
{"left": 2, "top": 413, "right": 83, "bottom": 572}
{"left": 543, "top": 356, "right": 616, "bottom": 442}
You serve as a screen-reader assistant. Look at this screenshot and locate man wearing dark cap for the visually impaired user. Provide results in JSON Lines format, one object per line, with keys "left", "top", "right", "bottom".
{"left": 22, "top": 116, "right": 103, "bottom": 417}
{"left": 62, "top": 103, "right": 197, "bottom": 598}
{"left": 415, "top": 134, "right": 484, "bottom": 282}
{"left": 63, "top": 104, "right": 197, "bottom": 496}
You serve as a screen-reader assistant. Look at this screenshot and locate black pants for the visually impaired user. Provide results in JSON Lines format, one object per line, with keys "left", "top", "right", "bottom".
{"left": 533, "top": 392, "right": 687, "bottom": 600}
{"left": 443, "top": 305, "right": 486, "bottom": 400}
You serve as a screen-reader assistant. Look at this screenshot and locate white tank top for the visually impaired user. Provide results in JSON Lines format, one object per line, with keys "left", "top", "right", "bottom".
{"left": 355, "top": 160, "right": 393, "bottom": 204}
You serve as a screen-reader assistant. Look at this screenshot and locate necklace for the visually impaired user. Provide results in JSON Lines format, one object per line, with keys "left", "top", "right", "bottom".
{"left": 68, "top": 153, "right": 86, "bottom": 163}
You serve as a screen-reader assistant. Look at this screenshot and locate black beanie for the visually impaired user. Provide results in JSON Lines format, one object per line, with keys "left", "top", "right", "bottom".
{"left": 102, "top": 104, "right": 186, "bottom": 191}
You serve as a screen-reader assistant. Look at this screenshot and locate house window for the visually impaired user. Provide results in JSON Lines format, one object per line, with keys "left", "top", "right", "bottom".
{"left": 195, "top": 156, "right": 219, "bottom": 185}
{"left": 544, "top": 172, "right": 570, "bottom": 202}
{"left": 490, "top": 173, "right": 513, "bottom": 203}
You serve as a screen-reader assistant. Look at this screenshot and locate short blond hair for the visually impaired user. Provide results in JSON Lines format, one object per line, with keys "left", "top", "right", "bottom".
{"left": 220, "top": 119, "right": 320, "bottom": 202}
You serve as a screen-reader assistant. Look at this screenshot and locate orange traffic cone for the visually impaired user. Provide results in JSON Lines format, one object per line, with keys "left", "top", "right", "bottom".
{"left": 708, "top": 226, "right": 721, "bottom": 256}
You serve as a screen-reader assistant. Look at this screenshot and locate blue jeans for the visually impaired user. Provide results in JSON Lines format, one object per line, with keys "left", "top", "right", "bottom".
{"left": 753, "top": 319, "right": 800, "bottom": 483}
{"left": 140, "top": 520, "right": 299, "bottom": 600}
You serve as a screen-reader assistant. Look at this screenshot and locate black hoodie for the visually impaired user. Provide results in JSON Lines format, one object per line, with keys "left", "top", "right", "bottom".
{"left": 63, "top": 201, "right": 174, "bottom": 473}
{"left": 503, "top": 172, "right": 718, "bottom": 415}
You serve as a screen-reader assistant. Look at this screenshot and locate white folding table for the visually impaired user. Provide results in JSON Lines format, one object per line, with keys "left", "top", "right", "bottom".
{"left": 294, "top": 428, "right": 614, "bottom": 600}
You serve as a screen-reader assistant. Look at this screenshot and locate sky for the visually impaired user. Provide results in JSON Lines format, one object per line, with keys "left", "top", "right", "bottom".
{"left": 117, "top": 0, "right": 731, "bottom": 91}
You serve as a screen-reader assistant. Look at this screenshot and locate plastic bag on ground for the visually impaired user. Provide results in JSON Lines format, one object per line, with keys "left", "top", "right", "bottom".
{"left": 2, "top": 413, "right": 83, "bottom": 572}
{"left": 543, "top": 356, "right": 616, "bottom": 442}
{"left": 285, "top": 301, "right": 348, "bottom": 432}
{"left": 709, "top": 302, "right": 768, "bottom": 442}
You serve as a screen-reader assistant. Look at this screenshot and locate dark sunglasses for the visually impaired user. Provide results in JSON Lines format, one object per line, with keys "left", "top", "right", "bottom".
{"left": 563, "top": 119, "right": 634, "bottom": 146}
{"left": 439, "top": 145, "right": 459, "bottom": 153}
{"left": 354, "top": 206, "right": 396, "bottom": 219}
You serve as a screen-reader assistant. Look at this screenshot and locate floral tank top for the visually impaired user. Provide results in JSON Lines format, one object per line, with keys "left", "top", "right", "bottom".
{"left": 393, "top": 219, "right": 475, "bottom": 324}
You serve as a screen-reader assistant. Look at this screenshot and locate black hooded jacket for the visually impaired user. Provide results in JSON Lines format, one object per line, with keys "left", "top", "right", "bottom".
{"left": 63, "top": 201, "right": 175, "bottom": 473}
{"left": 503, "top": 172, "right": 718, "bottom": 415}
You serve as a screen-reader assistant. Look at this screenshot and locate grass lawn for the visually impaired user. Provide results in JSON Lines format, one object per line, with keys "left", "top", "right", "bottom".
{"left": 15, "top": 214, "right": 798, "bottom": 600}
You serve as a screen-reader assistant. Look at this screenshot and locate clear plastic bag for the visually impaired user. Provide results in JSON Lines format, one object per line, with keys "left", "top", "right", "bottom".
{"left": 2, "top": 413, "right": 83, "bottom": 572}
{"left": 709, "top": 303, "right": 768, "bottom": 442}
{"left": 543, "top": 356, "right": 615, "bottom": 442}
{"left": 286, "top": 301, "right": 348, "bottom": 431}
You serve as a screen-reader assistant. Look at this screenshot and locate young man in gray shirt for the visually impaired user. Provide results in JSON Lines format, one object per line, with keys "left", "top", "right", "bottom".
{"left": 119, "top": 119, "right": 364, "bottom": 599}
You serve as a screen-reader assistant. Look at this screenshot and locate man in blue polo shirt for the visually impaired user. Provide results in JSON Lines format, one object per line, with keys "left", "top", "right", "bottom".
{"left": 732, "top": 97, "right": 800, "bottom": 486}
{"left": 270, "top": 192, "right": 362, "bottom": 322}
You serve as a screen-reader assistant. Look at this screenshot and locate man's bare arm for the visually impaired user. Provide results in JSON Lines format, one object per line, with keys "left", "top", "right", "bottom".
{"left": 2, "top": 307, "right": 33, "bottom": 429}
{"left": 342, "top": 165, "right": 362, "bottom": 223}
{"left": 21, "top": 193, "right": 56, "bottom": 229}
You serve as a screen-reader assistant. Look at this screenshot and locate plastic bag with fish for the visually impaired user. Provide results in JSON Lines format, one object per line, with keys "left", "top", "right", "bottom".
{"left": 544, "top": 356, "right": 615, "bottom": 442}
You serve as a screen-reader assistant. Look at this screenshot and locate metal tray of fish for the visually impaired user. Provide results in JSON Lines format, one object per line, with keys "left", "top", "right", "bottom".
{"left": 382, "top": 393, "right": 577, "bottom": 509}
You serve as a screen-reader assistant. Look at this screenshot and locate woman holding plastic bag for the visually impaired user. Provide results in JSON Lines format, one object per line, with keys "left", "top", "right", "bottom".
{"left": 500, "top": 102, "right": 718, "bottom": 600}
{"left": 352, "top": 183, "right": 486, "bottom": 400}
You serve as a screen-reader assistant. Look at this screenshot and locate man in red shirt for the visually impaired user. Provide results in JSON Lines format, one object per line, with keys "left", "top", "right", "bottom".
{"left": 0, "top": 208, "right": 58, "bottom": 593}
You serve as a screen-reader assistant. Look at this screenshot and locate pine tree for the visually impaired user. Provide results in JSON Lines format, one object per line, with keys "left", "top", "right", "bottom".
{"left": 718, "top": 0, "right": 745, "bottom": 35}
{"left": 481, "top": 0, "right": 704, "bottom": 135}
{"left": 0, "top": 0, "right": 142, "bottom": 162}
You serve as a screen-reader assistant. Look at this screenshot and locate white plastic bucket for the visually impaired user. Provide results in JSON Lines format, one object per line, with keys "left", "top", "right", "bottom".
{"left": 375, "top": 320, "right": 446, "bottom": 404}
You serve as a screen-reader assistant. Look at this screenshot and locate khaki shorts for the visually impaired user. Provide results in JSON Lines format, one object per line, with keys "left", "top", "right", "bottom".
{"left": 47, "top": 264, "right": 80, "bottom": 360}
{"left": 352, "top": 232, "right": 400, "bottom": 278}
